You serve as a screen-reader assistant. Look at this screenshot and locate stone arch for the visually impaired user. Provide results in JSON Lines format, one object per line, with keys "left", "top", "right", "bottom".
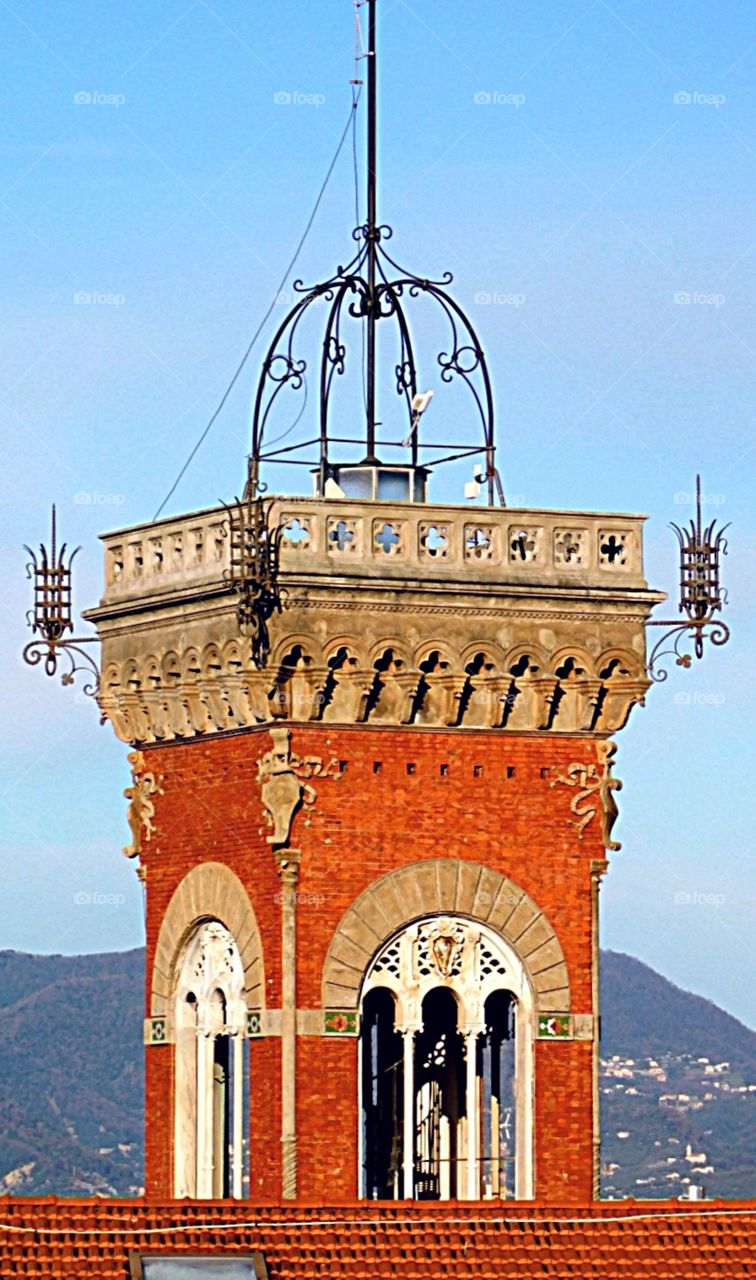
{"left": 323, "top": 634, "right": 368, "bottom": 668}
{"left": 180, "top": 646, "right": 202, "bottom": 681}
{"left": 322, "top": 858, "right": 570, "bottom": 1014}
{"left": 200, "top": 641, "right": 224, "bottom": 678}
{"left": 271, "top": 632, "right": 317, "bottom": 669}
{"left": 151, "top": 862, "right": 265, "bottom": 1035}
{"left": 413, "top": 640, "right": 457, "bottom": 672}
{"left": 596, "top": 645, "right": 644, "bottom": 680}
{"left": 221, "top": 637, "right": 247, "bottom": 670}
{"left": 459, "top": 639, "right": 507, "bottom": 672}
{"left": 501, "top": 641, "right": 549, "bottom": 675}
{"left": 368, "top": 638, "right": 411, "bottom": 669}
{"left": 550, "top": 643, "right": 596, "bottom": 679}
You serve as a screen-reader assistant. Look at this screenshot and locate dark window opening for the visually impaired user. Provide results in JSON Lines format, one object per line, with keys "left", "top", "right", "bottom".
{"left": 478, "top": 990, "right": 517, "bottom": 1199}
{"left": 361, "top": 988, "right": 403, "bottom": 1200}
{"left": 414, "top": 988, "right": 464, "bottom": 1200}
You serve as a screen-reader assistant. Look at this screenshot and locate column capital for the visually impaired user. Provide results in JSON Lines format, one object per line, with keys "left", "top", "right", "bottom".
{"left": 459, "top": 1022, "right": 485, "bottom": 1041}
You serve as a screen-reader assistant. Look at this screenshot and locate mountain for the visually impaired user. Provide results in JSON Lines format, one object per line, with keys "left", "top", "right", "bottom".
{"left": 600, "top": 950, "right": 756, "bottom": 1071}
{"left": 0, "top": 949, "right": 144, "bottom": 1197}
{"left": 0, "top": 947, "right": 753, "bottom": 1199}
{"left": 599, "top": 951, "right": 756, "bottom": 1200}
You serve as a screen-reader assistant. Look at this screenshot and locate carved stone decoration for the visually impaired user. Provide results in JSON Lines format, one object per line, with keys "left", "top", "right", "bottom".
{"left": 596, "top": 740, "right": 623, "bottom": 851}
{"left": 597, "top": 676, "right": 649, "bottom": 732}
{"left": 257, "top": 727, "right": 342, "bottom": 848}
{"left": 550, "top": 741, "right": 622, "bottom": 850}
{"left": 550, "top": 760, "right": 601, "bottom": 839}
{"left": 422, "top": 918, "right": 466, "bottom": 979}
{"left": 257, "top": 728, "right": 315, "bottom": 847}
{"left": 431, "top": 932, "right": 461, "bottom": 978}
{"left": 122, "top": 750, "right": 164, "bottom": 858}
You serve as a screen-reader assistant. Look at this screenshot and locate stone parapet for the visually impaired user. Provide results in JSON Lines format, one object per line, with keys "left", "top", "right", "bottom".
{"left": 85, "top": 497, "right": 664, "bottom": 745}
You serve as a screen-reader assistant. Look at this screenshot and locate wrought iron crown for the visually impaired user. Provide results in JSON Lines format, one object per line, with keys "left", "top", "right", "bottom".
{"left": 23, "top": 505, "right": 99, "bottom": 695}
{"left": 647, "top": 476, "right": 730, "bottom": 681}
{"left": 248, "top": 0, "right": 501, "bottom": 506}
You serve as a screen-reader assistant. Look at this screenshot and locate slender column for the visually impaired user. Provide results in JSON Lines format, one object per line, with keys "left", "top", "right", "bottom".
{"left": 196, "top": 1032, "right": 215, "bottom": 1198}
{"left": 465, "top": 1030, "right": 479, "bottom": 1200}
{"left": 232, "top": 1034, "right": 244, "bottom": 1199}
{"left": 401, "top": 1028, "right": 415, "bottom": 1198}
{"left": 276, "top": 850, "right": 301, "bottom": 1199}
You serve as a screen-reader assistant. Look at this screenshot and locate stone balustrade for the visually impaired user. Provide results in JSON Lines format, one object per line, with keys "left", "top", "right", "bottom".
{"left": 99, "top": 498, "right": 649, "bottom": 602}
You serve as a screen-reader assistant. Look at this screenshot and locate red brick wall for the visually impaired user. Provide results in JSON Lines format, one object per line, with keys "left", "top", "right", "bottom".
{"left": 141, "top": 725, "right": 607, "bottom": 1204}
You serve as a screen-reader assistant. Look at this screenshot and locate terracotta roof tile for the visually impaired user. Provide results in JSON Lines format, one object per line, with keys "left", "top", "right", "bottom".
{"left": 0, "top": 1200, "right": 753, "bottom": 1279}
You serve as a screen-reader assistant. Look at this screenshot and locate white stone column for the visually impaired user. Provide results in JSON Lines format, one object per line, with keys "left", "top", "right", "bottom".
{"left": 231, "top": 1033, "right": 244, "bottom": 1199}
{"left": 401, "top": 1029, "right": 415, "bottom": 1199}
{"left": 173, "top": 1018, "right": 197, "bottom": 1197}
{"left": 465, "top": 1030, "right": 479, "bottom": 1201}
{"left": 196, "top": 1032, "right": 215, "bottom": 1198}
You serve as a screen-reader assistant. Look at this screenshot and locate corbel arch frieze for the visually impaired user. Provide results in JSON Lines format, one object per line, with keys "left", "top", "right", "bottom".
{"left": 271, "top": 632, "right": 318, "bottom": 669}
{"left": 150, "top": 861, "right": 265, "bottom": 1040}
{"left": 200, "top": 641, "right": 224, "bottom": 678}
{"left": 270, "top": 637, "right": 321, "bottom": 721}
{"left": 98, "top": 630, "right": 649, "bottom": 743}
{"left": 367, "top": 637, "right": 411, "bottom": 668}
{"left": 321, "top": 858, "right": 571, "bottom": 1014}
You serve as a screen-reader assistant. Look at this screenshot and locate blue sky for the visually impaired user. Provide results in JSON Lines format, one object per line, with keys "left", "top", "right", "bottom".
{"left": 1, "top": 1, "right": 754, "bottom": 1025}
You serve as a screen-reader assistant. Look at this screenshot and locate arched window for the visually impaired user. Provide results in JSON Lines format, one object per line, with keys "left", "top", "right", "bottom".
{"left": 359, "top": 916, "right": 534, "bottom": 1200}
{"left": 173, "top": 921, "right": 249, "bottom": 1199}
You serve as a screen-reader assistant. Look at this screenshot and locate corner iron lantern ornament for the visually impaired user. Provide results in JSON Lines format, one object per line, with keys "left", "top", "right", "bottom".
{"left": 647, "top": 476, "right": 731, "bottom": 681}
{"left": 246, "top": 0, "right": 502, "bottom": 509}
{"left": 23, "top": 505, "right": 100, "bottom": 695}
{"left": 222, "top": 492, "right": 284, "bottom": 669}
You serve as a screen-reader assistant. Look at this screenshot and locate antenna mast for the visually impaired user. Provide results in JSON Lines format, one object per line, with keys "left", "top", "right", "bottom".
{"left": 365, "top": 0, "right": 378, "bottom": 461}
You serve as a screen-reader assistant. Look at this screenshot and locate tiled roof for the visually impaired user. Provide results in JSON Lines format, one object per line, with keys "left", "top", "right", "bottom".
{"left": 0, "top": 1199, "right": 753, "bottom": 1278}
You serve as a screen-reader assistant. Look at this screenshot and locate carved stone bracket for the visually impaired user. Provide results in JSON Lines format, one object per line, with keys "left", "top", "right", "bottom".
{"left": 257, "top": 727, "right": 341, "bottom": 849}
{"left": 550, "top": 741, "right": 622, "bottom": 850}
{"left": 122, "top": 750, "right": 164, "bottom": 858}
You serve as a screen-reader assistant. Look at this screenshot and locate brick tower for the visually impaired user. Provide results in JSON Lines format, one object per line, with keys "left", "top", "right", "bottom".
{"left": 82, "top": 0, "right": 665, "bottom": 1210}
{"left": 88, "top": 493, "right": 660, "bottom": 1206}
